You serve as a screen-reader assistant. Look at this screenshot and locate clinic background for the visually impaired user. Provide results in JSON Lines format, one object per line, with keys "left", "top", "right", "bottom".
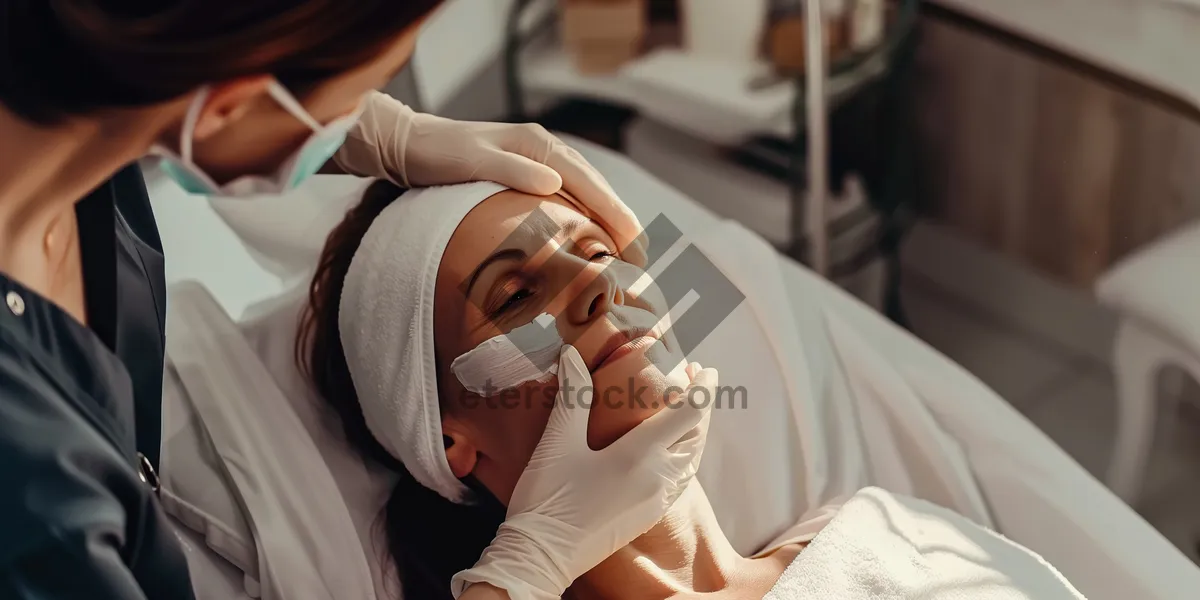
{"left": 151, "top": 0, "right": 1200, "bottom": 565}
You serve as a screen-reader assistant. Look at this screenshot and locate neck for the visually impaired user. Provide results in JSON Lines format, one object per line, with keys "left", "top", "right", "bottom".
{"left": 0, "top": 105, "right": 162, "bottom": 258}
{"left": 571, "top": 483, "right": 794, "bottom": 600}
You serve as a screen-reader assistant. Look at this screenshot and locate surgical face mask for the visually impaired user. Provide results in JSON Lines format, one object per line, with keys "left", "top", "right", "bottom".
{"left": 150, "top": 80, "right": 365, "bottom": 197}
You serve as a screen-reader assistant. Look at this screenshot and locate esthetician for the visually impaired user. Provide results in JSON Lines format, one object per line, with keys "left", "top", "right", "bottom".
{"left": 0, "top": 2, "right": 714, "bottom": 599}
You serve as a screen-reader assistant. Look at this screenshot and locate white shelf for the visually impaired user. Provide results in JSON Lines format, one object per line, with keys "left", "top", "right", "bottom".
{"left": 521, "top": 46, "right": 643, "bottom": 107}
{"left": 522, "top": 45, "right": 775, "bottom": 144}
{"left": 520, "top": 39, "right": 891, "bottom": 144}
{"left": 622, "top": 50, "right": 794, "bottom": 144}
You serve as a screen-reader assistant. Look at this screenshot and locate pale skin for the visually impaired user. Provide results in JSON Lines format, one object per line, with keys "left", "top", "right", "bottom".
{"left": 430, "top": 191, "right": 805, "bottom": 599}
{"left": 434, "top": 191, "right": 689, "bottom": 482}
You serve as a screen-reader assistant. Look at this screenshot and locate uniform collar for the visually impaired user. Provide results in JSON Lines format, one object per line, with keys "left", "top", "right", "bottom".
{"left": 0, "top": 271, "right": 136, "bottom": 457}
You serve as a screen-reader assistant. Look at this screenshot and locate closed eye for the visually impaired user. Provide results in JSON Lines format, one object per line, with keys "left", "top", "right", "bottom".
{"left": 489, "top": 246, "right": 614, "bottom": 318}
{"left": 493, "top": 287, "right": 534, "bottom": 317}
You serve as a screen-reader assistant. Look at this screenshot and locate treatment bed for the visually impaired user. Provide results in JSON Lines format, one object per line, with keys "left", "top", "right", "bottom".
{"left": 148, "top": 136, "right": 1200, "bottom": 599}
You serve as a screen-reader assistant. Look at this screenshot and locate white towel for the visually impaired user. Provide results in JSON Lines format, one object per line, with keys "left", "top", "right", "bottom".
{"left": 763, "top": 487, "right": 1084, "bottom": 600}
{"left": 339, "top": 181, "right": 508, "bottom": 503}
{"left": 167, "top": 281, "right": 376, "bottom": 600}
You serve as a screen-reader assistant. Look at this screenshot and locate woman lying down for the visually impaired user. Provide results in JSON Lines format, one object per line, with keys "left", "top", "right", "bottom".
{"left": 297, "top": 180, "right": 1085, "bottom": 599}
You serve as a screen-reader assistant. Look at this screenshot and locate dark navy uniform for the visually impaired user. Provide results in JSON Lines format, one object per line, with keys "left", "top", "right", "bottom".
{"left": 0, "top": 164, "right": 196, "bottom": 599}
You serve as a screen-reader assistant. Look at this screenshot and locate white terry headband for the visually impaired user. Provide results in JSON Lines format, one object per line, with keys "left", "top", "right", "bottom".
{"left": 339, "top": 181, "right": 509, "bottom": 503}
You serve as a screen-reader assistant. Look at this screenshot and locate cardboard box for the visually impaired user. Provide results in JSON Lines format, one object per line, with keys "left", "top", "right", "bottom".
{"left": 570, "top": 40, "right": 643, "bottom": 74}
{"left": 767, "top": 14, "right": 847, "bottom": 75}
{"left": 560, "top": 0, "right": 647, "bottom": 74}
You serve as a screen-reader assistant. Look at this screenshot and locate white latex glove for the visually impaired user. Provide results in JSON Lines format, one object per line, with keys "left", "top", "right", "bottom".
{"left": 331, "top": 91, "right": 647, "bottom": 266}
{"left": 450, "top": 345, "right": 716, "bottom": 600}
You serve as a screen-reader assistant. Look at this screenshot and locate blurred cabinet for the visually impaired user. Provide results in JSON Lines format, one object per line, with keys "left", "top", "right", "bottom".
{"left": 914, "top": 13, "right": 1200, "bottom": 288}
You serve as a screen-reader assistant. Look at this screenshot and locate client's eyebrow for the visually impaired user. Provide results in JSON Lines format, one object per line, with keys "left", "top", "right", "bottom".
{"left": 462, "top": 217, "right": 597, "bottom": 298}
{"left": 557, "top": 218, "right": 586, "bottom": 241}
{"left": 464, "top": 248, "right": 527, "bottom": 298}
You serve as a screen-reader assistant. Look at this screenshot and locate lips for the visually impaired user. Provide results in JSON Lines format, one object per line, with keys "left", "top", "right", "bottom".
{"left": 593, "top": 327, "right": 658, "bottom": 371}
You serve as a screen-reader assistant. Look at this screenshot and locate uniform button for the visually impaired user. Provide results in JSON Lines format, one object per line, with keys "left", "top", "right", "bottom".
{"left": 138, "top": 453, "right": 160, "bottom": 495}
{"left": 5, "top": 291, "right": 24, "bottom": 316}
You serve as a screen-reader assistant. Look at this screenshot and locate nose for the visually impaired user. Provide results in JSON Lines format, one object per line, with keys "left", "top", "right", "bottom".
{"left": 533, "top": 249, "right": 630, "bottom": 363}
{"left": 563, "top": 262, "right": 623, "bottom": 329}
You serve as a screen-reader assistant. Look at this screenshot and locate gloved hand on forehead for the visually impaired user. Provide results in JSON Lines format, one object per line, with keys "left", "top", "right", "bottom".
{"left": 332, "top": 91, "right": 648, "bottom": 267}
{"left": 451, "top": 345, "right": 717, "bottom": 600}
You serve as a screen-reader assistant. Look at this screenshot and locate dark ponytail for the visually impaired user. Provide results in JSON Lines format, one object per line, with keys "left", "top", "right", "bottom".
{"left": 297, "top": 179, "right": 505, "bottom": 599}
{"left": 0, "top": 0, "right": 441, "bottom": 124}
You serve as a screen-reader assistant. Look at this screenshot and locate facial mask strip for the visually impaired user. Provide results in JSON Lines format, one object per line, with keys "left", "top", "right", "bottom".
{"left": 452, "top": 313, "right": 565, "bottom": 395}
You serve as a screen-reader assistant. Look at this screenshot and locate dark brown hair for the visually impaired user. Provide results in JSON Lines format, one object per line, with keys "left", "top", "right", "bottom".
{"left": 297, "top": 180, "right": 505, "bottom": 599}
{"left": 0, "top": 0, "right": 441, "bottom": 124}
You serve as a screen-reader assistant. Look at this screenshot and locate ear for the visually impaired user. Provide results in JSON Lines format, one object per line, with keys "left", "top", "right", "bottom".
{"left": 193, "top": 75, "right": 274, "bottom": 141}
{"left": 441, "top": 418, "right": 478, "bottom": 479}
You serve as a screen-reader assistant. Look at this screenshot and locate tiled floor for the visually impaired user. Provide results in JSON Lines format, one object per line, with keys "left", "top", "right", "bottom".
{"left": 901, "top": 273, "right": 1200, "bottom": 565}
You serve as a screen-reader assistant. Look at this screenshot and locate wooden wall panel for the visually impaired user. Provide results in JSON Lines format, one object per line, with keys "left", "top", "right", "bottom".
{"left": 914, "top": 15, "right": 1200, "bottom": 288}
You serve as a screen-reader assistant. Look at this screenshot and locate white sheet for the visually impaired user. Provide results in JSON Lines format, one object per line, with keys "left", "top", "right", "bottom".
{"left": 772, "top": 240, "right": 1200, "bottom": 600}
{"left": 149, "top": 137, "right": 1200, "bottom": 599}
{"left": 169, "top": 515, "right": 257, "bottom": 600}
{"left": 163, "top": 284, "right": 401, "bottom": 600}
{"left": 764, "top": 487, "right": 1084, "bottom": 600}
{"left": 166, "top": 281, "right": 375, "bottom": 600}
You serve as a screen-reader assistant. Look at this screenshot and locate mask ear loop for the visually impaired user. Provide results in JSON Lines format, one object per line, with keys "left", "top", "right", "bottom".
{"left": 266, "top": 80, "right": 324, "bottom": 131}
{"left": 180, "top": 87, "right": 211, "bottom": 165}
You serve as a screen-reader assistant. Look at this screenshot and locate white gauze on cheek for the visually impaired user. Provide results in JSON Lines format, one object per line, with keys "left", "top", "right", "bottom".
{"left": 451, "top": 313, "right": 565, "bottom": 396}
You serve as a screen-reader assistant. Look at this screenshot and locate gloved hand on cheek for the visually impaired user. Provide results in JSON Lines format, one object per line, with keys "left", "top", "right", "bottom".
{"left": 450, "top": 345, "right": 716, "bottom": 600}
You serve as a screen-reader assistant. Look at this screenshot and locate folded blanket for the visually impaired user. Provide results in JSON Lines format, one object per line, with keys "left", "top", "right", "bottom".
{"left": 764, "top": 487, "right": 1084, "bottom": 600}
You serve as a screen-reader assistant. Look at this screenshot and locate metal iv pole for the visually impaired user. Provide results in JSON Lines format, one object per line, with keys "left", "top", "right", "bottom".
{"left": 803, "top": 0, "right": 830, "bottom": 277}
